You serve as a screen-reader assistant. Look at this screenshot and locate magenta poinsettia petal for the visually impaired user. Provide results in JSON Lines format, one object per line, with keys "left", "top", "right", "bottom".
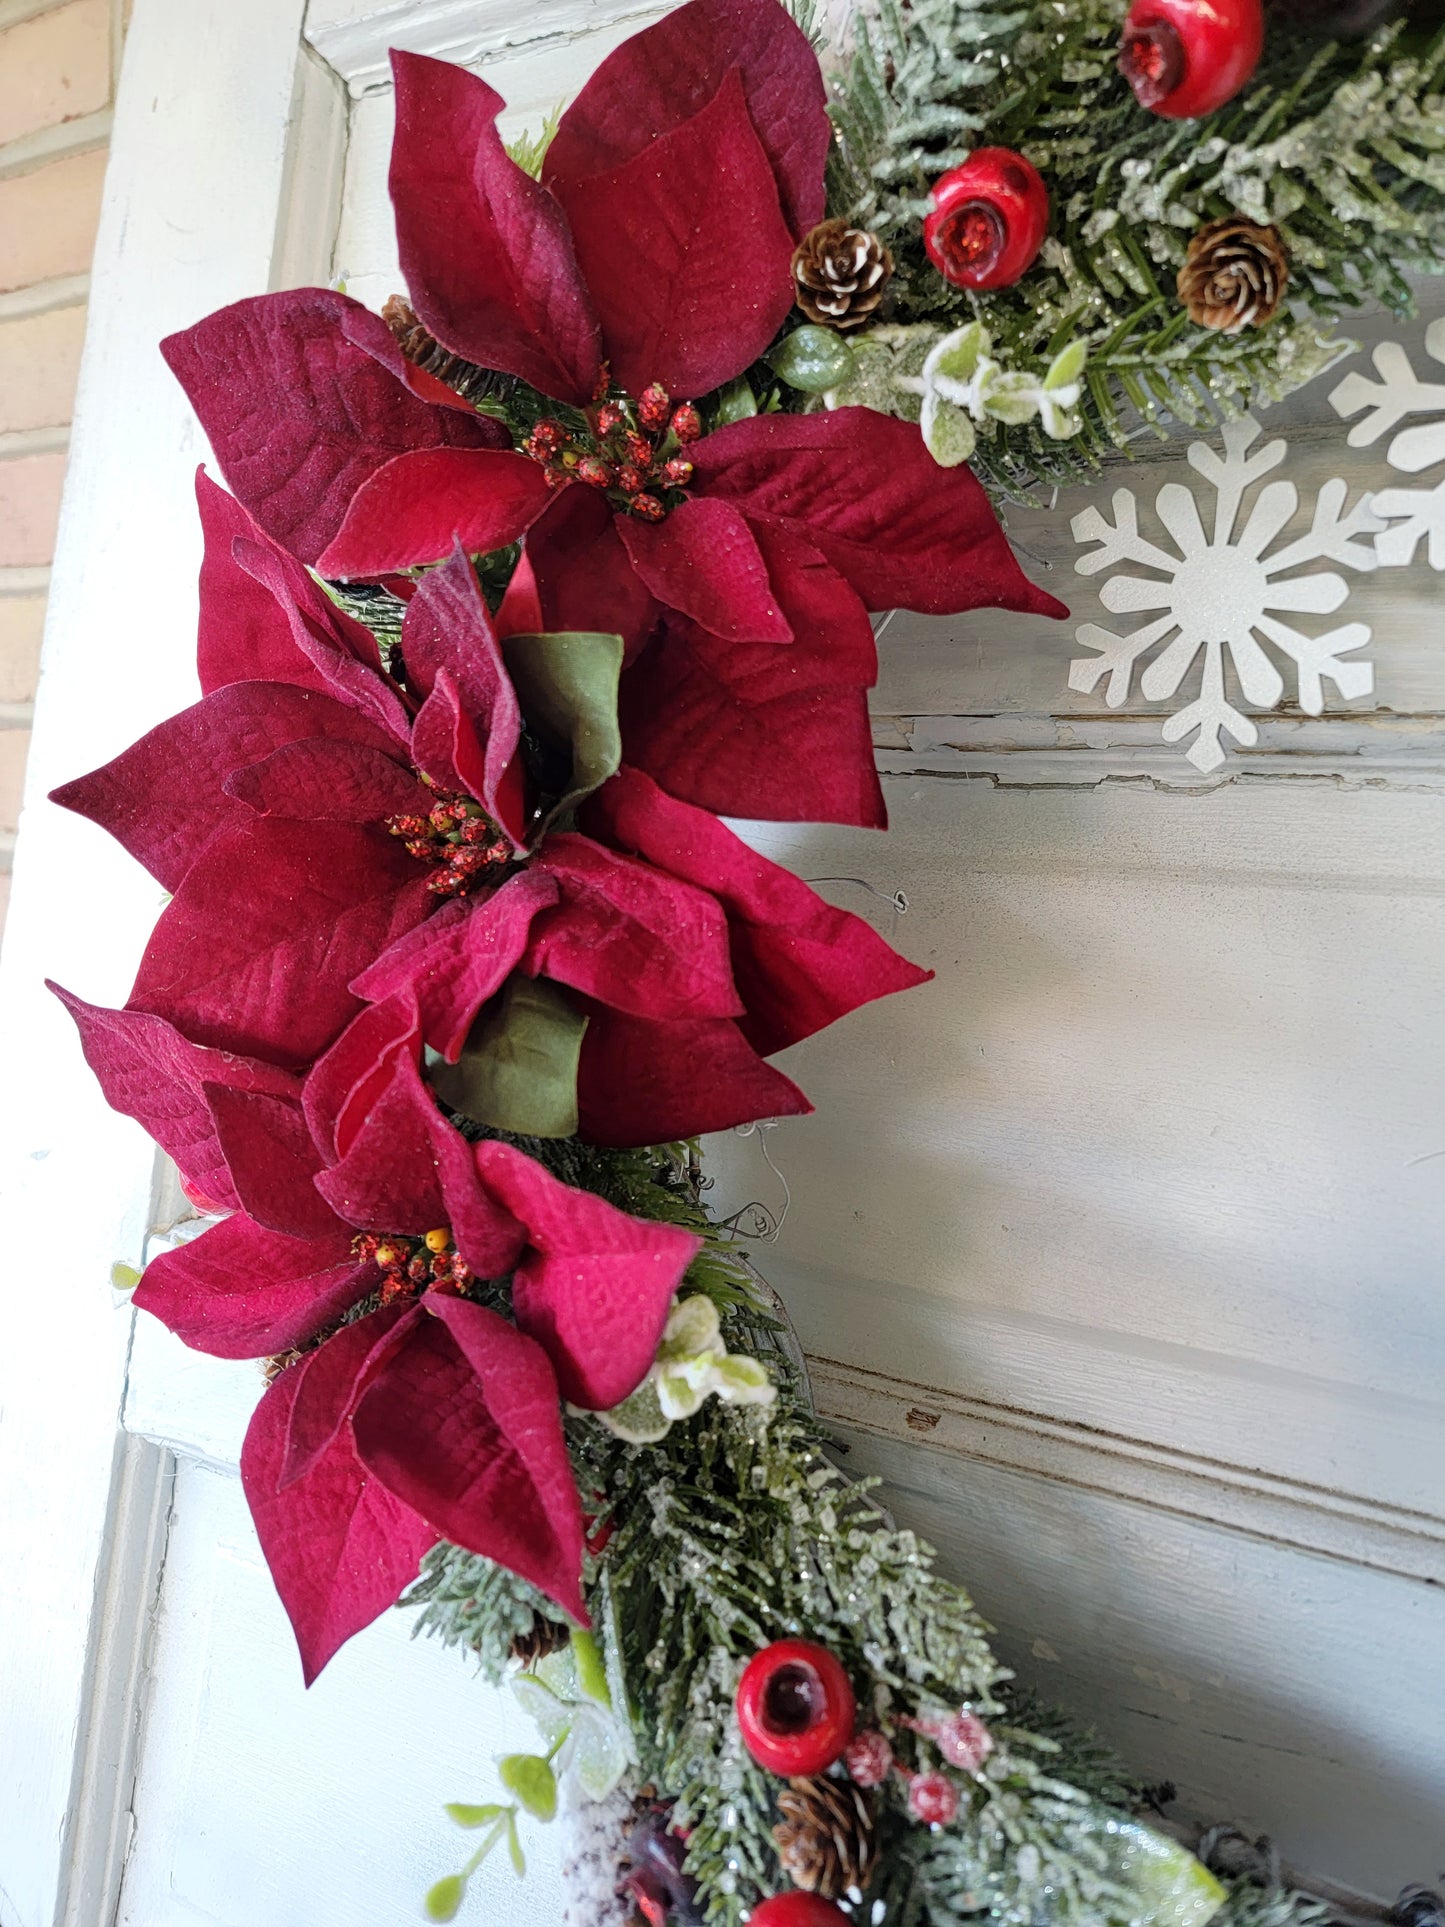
{"left": 691, "top": 409, "right": 1071, "bottom": 618}
{"left": 196, "top": 473, "right": 330, "bottom": 698}
{"left": 352, "top": 871, "right": 560, "bottom": 1062}
{"left": 619, "top": 519, "right": 886, "bottom": 827}
{"left": 241, "top": 1330, "right": 439, "bottom": 1684}
{"left": 473, "top": 1140, "right": 700, "bottom": 1410}
{"left": 50, "top": 683, "right": 400, "bottom": 892}
{"left": 351, "top": 1299, "right": 587, "bottom": 1624}
{"left": 617, "top": 497, "right": 792, "bottom": 644}
{"left": 528, "top": 835, "right": 742, "bottom": 1022}
{"left": 318, "top": 448, "right": 553, "bottom": 580}
{"left": 304, "top": 992, "right": 423, "bottom": 1164}
{"left": 47, "top": 984, "right": 300, "bottom": 1213}
{"left": 407, "top": 672, "right": 493, "bottom": 804}
{"left": 203, "top": 1083, "right": 340, "bottom": 1241}
{"left": 389, "top": 51, "right": 601, "bottom": 404}
{"left": 521, "top": 487, "right": 659, "bottom": 663}
{"left": 133, "top": 1211, "right": 365, "bottom": 1360}
{"left": 576, "top": 1007, "right": 811, "bottom": 1146}
{"left": 589, "top": 768, "right": 932, "bottom": 1055}
{"left": 554, "top": 68, "right": 795, "bottom": 401}
{"left": 162, "top": 289, "right": 502, "bottom": 564}
{"left": 127, "top": 820, "right": 434, "bottom": 1067}
{"left": 224, "top": 737, "right": 430, "bottom": 824}
{"left": 543, "top": 0, "right": 827, "bottom": 240}
{"left": 278, "top": 1304, "right": 414, "bottom": 1490}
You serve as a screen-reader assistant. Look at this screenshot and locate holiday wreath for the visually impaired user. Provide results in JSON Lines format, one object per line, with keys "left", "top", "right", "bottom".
{"left": 51, "top": 0, "right": 1445, "bottom": 1921}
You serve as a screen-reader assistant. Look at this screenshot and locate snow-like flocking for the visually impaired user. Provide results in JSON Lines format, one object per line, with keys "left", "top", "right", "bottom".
{"left": 1069, "top": 415, "right": 1383, "bottom": 774}
{"left": 1331, "top": 317, "right": 1445, "bottom": 572}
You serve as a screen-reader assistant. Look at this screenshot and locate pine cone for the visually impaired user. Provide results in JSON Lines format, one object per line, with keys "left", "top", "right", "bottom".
{"left": 772, "top": 1775, "right": 877, "bottom": 1900}
{"left": 1177, "top": 219, "right": 1289, "bottom": 335}
{"left": 791, "top": 220, "right": 893, "bottom": 332}
{"left": 381, "top": 294, "right": 495, "bottom": 404}
{"left": 509, "top": 1611, "right": 573, "bottom": 1666}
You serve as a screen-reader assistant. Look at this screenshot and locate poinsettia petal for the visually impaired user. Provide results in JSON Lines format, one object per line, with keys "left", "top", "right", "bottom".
{"left": 127, "top": 819, "right": 434, "bottom": 1067}
{"left": 304, "top": 992, "right": 422, "bottom": 1164}
{"left": 318, "top": 448, "right": 553, "bottom": 580}
{"left": 407, "top": 671, "right": 492, "bottom": 803}
{"left": 576, "top": 1007, "right": 811, "bottom": 1146}
{"left": 51, "top": 682, "right": 400, "bottom": 892}
{"left": 554, "top": 69, "right": 795, "bottom": 400}
{"left": 691, "top": 409, "right": 1070, "bottom": 618}
{"left": 278, "top": 1304, "right": 414, "bottom": 1489}
{"left": 133, "top": 1210, "right": 364, "bottom": 1360}
{"left": 196, "top": 472, "right": 327, "bottom": 698}
{"left": 521, "top": 488, "right": 658, "bottom": 663}
{"left": 47, "top": 984, "right": 300, "bottom": 1212}
{"left": 224, "top": 737, "right": 430, "bottom": 824}
{"left": 617, "top": 497, "right": 791, "bottom": 644}
{"left": 351, "top": 1300, "right": 587, "bottom": 1623}
{"left": 241, "top": 1332, "right": 438, "bottom": 1684}
{"left": 389, "top": 51, "right": 602, "bottom": 404}
{"left": 203, "top": 1083, "right": 340, "bottom": 1240}
{"left": 588, "top": 768, "right": 932, "bottom": 1055}
{"left": 351, "top": 871, "right": 560, "bottom": 1063}
{"left": 543, "top": 0, "right": 828, "bottom": 239}
{"left": 474, "top": 1140, "right": 700, "bottom": 1409}
{"left": 528, "top": 835, "right": 742, "bottom": 1021}
{"left": 162, "top": 288, "right": 502, "bottom": 564}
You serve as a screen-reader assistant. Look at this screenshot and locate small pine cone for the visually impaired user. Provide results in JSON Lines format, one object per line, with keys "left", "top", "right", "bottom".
{"left": 791, "top": 219, "right": 893, "bottom": 333}
{"left": 1177, "top": 219, "right": 1288, "bottom": 336}
{"left": 509, "top": 1611, "right": 573, "bottom": 1666}
{"left": 381, "top": 294, "right": 495, "bottom": 403}
{"left": 772, "top": 1775, "right": 877, "bottom": 1900}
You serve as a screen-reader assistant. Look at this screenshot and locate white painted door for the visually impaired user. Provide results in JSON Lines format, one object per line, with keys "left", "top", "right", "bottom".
{"left": 1, "top": 2, "right": 1441, "bottom": 1923}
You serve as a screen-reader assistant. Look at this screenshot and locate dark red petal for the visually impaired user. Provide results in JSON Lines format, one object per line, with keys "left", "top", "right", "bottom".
{"left": 304, "top": 992, "right": 422, "bottom": 1164}
{"left": 241, "top": 1337, "right": 438, "bottom": 1684}
{"left": 279, "top": 1304, "right": 414, "bottom": 1488}
{"left": 617, "top": 497, "right": 791, "bottom": 643}
{"left": 555, "top": 69, "right": 795, "bottom": 400}
{"left": 225, "top": 737, "right": 429, "bottom": 824}
{"left": 127, "top": 820, "right": 434, "bottom": 1067}
{"left": 133, "top": 1211, "right": 364, "bottom": 1360}
{"left": 588, "top": 768, "right": 932, "bottom": 1055}
{"left": 351, "top": 1301, "right": 587, "bottom": 1624}
{"left": 529, "top": 834, "right": 742, "bottom": 1022}
{"left": 47, "top": 984, "right": 300, "bottom": 1213}
{"left": 351, "top": 871, "right": 560, "bottom": 1063}
{"left": 474, "top": 1140, "right": 700, "bottom": 1410}
{"left": 318, "top": 448, "right": 553, "bottom": 580}
{"left": 544, "top": 0, "right": 828, "bottom": 239}
{"left": 203, "top": 1083, "right": 341, "bottom": 1241}
{"left": 389, "top": 51, "right": 602, "bottom": 403}
{"left": 408, "top": 672, "right": 492, "bottom": 804}
{"left": 161, "top": 289, "right": 501, "bottom": 564}
{"left": 50, "top": 682, "right": 400, "bottom": 893}
{"left": 195, "top": 472, "right": 326, "bottom": 698}
{"left": 691, "top": 409, "right": 1070, "bottom": 618}
{"left": 521, "top": 487, "right": 658, "bottom": 664}
{"left": 576, "top": 1006, "right": 811, "bottom": 1146}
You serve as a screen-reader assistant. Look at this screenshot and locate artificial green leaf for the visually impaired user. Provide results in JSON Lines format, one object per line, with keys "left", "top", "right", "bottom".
{"left": 512, "top": 1673, "right": 575, "bottom": 1752}
{"left": 499, "top": 1753, "right": 558, "bottom": 1823}
{"left": 507, "top": 1812, "right": 526, "bottom": 1876}
{"left": 1044, "top": 339, "right": 1088, "bottom": 391}
{"left": 926, "top": 321, "right": 989, "bottom": 388}
{"left": 1090, "top": 1814, "right": 1226, "bottom": 1927}
{"left": 711, "top": 1354, "right": 775, "bottom": 1403}
{"left": 445, "top": 1803, "right": 506, "bottom": 1830}
{"left": 656, "top": 1358, "right": 715, "bottom": 1421}
{"left": 424, "top": 1875, "right": 466, "bottom": 1922}
{"left": 110, "top": 1262, "right": 142, "bottom": 1292}
{"left": 428, "top": 977, "right": 587, "bottom": 1138}
{"left": 658, "top": 1294, "right": 721, "bottom": 1361}
{"left": 599, "top": 1379, "right": 669, "bottom": 1444}
{"left": 823, "top": 322, "right": 936, "bottom": 418}
{"left": 920, "top": 390, "right": 977, "bottom": 468}
{"left": 502, "top": 630, "right": 624, "bottom": 832}
{"left": 570, "top": 1629, "right": 612, "bottom": 1707}
{"left": 567, "top": 1704, "right": 631, "bottom": 1801}
{"left": 979, "top": 370, "right": 1041, "bottom": 426}
{"left": 767, "top": 324, "right": 857, "bottom": 394}
{"left": 716, "top": 376, "right": 759, "bottom": 423}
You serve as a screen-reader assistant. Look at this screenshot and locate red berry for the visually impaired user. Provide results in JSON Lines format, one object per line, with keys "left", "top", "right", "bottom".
{"left": 624, "top": 430, "right": 654, "bottom": 469}
{"left": 933, "top": 1710, "right": 994, "bottom": 1774}
{"left": 843, "top": 1728, "right": 893, "bottom": 1787}
{"left": 1119, "top": 0, "right": 1263, "bottom": 119}
{"left": 669, "top": 403, "right": 703, "bottom": 444}
{"left": 628, "top": 492, "right": 666, "bottom": 522}
{"left": 907, "top": 1771, "right": 959, "bottom": 1827}
{"left": 661, "top": 456, "right": 694, "bottom": 488}
{"left": 638, "top": 383, "right": 671, "bottom": 430}
{"left": 543, "top": 463, "right": 570, "bottom": 490}
{"left": 923, "top": 148, "right": 1049, "bottom": 292}
{"left": 596, "top": 400, "right": 627, "bottom": 435}
{"left": 748, "top": 1898, "right": 850, "bottom": 1927}
{"left": 734, "top": 1640, "right": 855, "bottom": 1777}
{"left": 576, "top": 455, "right": 614, "bottom": 489}
{"left": 617, "top": 464, "right": 646, "bottom": 494}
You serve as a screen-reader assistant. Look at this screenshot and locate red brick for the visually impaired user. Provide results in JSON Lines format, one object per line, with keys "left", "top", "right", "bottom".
{"left": 0, "top": 727, "right": 30, "bottom": 838}
{"left": 0, "top": 303, "right": 86, "bottom": 432}
{"left": 0, "top": 450, "right": 67, "bottom": 565}
{"left": 0, "top": 594, "right": 46, "bottom": 703}
{"left": 0, "top": 148, "right": 107, "bottom": 294}
{"left": 0, "top": 0, "right": 111, "bottom": 147}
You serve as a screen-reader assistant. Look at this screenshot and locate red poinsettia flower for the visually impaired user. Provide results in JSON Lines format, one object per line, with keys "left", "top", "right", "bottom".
{"left": 52, "top": 979, "right": 700, "bottom": 1678}
{"left": 159, "top": 0, "right": 1065, "bottom": 831}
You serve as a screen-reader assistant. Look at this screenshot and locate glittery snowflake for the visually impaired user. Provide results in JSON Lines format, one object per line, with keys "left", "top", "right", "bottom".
{"left": 1069, "top": 416, "right": 1383, "bottom": 774}
{"left": 1330, "top": 318, "right": 1445, "bottom": 571}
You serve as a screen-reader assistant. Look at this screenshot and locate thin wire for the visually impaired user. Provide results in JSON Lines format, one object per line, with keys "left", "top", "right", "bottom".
{"left": 805, "top": 874, "right": 909, "bottom": 941}
{"left": 727, "top": 1120, "right": 792, "bottom": 1242}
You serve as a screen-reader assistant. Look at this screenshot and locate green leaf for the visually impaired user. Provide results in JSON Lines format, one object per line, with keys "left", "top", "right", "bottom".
{"left": 710, "top": 1354, "right": 775, "bottom": 1403}
{"left": 498, "top": 1754, "right": 557, "bottom": 1823}
{"left": 767, "top": 325, "right": 857, "bottom": 395}
{"left": 570, "top": 1629, "right": 612, "bottom": 1707}
{"left": 715, "top": 376, "right": 758, "bottom": 423}
{"left": 567, "top": 1704, "right": 631, "bottom": 1802}
{"left": 506, "top": 1811, "right": 526, "bottom": 1877}
{"left": 501, "top": 630, "right": 624, "bottom": 832}
{"left": 979, "top": 370, "right": 1041, "bottom": 427}
{"left": 920, "top": 390, "right": 976, "bottom": 468}
{"left": 658, "top": 1294, "right": 721, "bottom": 1361}
{"left": 110, "top": 1262, "right": 142, "bottom": 1293}
{"left": 512, "top": 1673, "right": 575, "bottom": 1752}
{"left": 599, "top": 1378, "right": 669, "bottom": 1444}
{"left": 445, "top": 1803, "right": 506, "bottom": 1830}
{"left": 424, "top": 1875, "right": 466, "bottom": 1922}
{"left": 926, "top": 321, "right": 989, "bottom": 387}
{"left": 1044, "top": 339, "right": 1088, "bottom": 392}
{"left": 1090, "top": 1815, "right": 1227, "bottom": 1927}
{"left": 428, "top": 977, "right": 587, "bottom": 1138}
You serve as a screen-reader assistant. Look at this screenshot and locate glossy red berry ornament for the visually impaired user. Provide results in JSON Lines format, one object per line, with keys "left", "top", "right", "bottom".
{"left": 1119, "top": 0, "right": 1264, "bottom": 120}
{"left": 735, "top": 1639, "right": 855, "bottom": 1776}
{"left": 922, "top": 148, "right": 1049, "bottom": 292}
{"left": 749, "top": 1897, "right": 851, "bottom": 1927}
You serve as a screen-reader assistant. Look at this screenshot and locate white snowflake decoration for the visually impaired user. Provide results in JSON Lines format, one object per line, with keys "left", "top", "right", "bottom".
{"left": 1330, "top": 317, "right": 1445, "bottom": 570}
{"left": 1069, "top": 416, "right": 1383, "bottom": 774}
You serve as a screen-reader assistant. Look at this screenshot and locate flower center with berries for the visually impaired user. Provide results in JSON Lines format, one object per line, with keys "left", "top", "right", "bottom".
{"left": 523, "top": 383, "right": 701, "bottom": 522}
{"left": 355, "top": 1226, "right": 471, "bottom": 1306}
{"left": 385, "top": 792, "right": 514, "bottom": 898}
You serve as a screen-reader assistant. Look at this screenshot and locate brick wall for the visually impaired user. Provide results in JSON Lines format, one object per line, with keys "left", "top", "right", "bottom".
{"left": 0, "top": 0, "right": 126, "bottom": 933}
